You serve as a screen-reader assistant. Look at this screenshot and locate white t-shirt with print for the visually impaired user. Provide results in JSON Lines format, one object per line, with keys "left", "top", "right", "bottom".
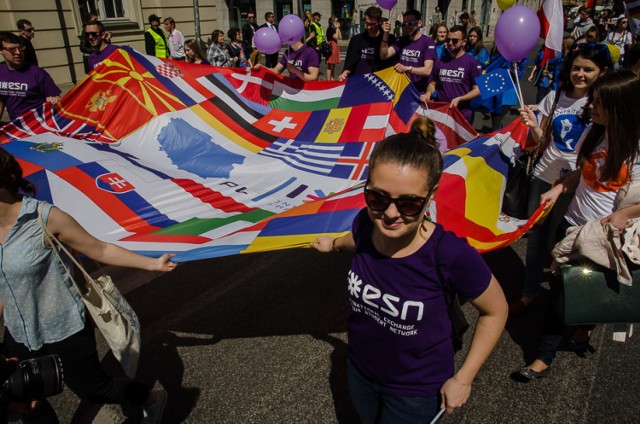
{"left": 566, "top": 135, "right": 640, "bottom": 226}
{"left": 533, "top": 91, "right": 590, "bottom": 184}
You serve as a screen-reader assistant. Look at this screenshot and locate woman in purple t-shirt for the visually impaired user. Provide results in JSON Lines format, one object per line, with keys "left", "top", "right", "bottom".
{"left": 311, "top": 117, "right": 507, "bottom": 423}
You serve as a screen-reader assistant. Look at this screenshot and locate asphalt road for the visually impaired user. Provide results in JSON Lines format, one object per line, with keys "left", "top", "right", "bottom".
{"left": 40, "top": 42, "right": 640, "bottom": 423}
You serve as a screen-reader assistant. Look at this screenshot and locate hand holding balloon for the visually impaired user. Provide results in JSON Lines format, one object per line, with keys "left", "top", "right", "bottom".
{"left": 376, "top": 0, "right": 398, "bottom": 11}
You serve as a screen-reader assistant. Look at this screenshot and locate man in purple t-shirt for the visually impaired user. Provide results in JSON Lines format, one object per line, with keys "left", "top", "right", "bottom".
{"left": 270, "top": 40, "right": 319, "bottom": 81}
{"left": 380, "top": 9, "right": 437, "bottom": 92}
{"left": 85, "top": 20, "right": 120, "bottom": 70}
{"left": 0, "top": 31, "right": 60, "bottom": 122}
{"left": 421, "top": 26, "right": 482, "bottom": 122}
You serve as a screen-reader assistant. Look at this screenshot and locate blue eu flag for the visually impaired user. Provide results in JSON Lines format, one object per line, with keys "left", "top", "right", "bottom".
{"left": 476, "top": 69, "right": 515, "bottom": 99}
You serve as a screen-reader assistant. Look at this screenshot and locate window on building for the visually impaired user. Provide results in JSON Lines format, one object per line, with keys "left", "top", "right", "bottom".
{"left": 78, "top": 0, "right": 127, "bottom": 21}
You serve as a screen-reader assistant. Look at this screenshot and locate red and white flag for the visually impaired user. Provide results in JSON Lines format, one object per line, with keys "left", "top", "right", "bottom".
{"left": 537, "top": 0, "right": 564, "bottom": 65}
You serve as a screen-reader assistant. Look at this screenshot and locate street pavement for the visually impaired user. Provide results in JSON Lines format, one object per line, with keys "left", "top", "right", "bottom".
{"left": 37, "top": 41, "right": 640, "bottom": 423}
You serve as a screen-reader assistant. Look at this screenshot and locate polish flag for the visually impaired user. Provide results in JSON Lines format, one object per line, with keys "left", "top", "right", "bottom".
{"left": 537, "top": 0, "right": 564, "bottom": 65}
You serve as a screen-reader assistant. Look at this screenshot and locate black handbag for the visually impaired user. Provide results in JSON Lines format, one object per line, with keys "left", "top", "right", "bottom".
{"left": 501, "top": 150, "right": 538, "bottom": 220}
{"left": 554, "top": 261, "right": 640, "bottom": 325}
{"left": 319, "top": 41, "right": 332, "bottom": 58}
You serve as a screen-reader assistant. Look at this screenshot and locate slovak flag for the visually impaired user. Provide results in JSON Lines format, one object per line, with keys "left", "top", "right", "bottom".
{"left": 96, "top": 173, "right": 135, "bottom": 193}
{"left": 537, "top": 0, "right": 564, "bottom": 66}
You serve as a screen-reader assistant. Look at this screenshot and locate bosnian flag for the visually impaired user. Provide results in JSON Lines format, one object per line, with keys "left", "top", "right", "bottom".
{"left": 537, "top": 0, "right": 564, "bottom": 66}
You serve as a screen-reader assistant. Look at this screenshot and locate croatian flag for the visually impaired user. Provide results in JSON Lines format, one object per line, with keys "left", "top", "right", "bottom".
{"left": 537, "top": 0, "right": 564, "bottom": 66}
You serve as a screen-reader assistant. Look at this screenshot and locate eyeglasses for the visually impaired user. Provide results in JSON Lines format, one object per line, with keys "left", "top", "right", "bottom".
{"left": 621, "top": 21, "right": 629, "bottom": 24}
{"left": 445, "top": 37, "right": 461, "bottom": 44}
{"left": 247, "top": 16, "right": 255, "bottom": 19}
{"left": 23, "top": 28, "right": 35, "bottom": 33}
{"left": 364, "top": 188, "right": 428, "bottom": 217}
{"left": 86, "top": 32, "right": 102, "bottom": 38}
{"left": 2, "top": 45, "right": 26, "bottom": 53}
{"left": 401, "top": 20, "right": 419, "bottom": 28}
{"left": 364, "top": 21, "right": 380, "bottom": 28}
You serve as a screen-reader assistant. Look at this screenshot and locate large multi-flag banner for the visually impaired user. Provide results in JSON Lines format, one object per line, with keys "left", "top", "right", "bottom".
{"left": 1, "top": 47, "right": 543, "bottom": 261}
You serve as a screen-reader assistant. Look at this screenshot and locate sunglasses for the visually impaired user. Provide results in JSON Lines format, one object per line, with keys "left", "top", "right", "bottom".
{"left": 86, "top": 31, "right": 102, "bottom": 38}
{"left": 247, "top": 16, "right": 255, "bottom": 19}
{"left": 364, "top": 188, "right": 428, "bottom": 217}
{"left": 2, "top": 45, "right": 26, "bottom": 53}
{"left": 402, "top": 20, "right": 419, "bottom": 28}
{"left": 445, "top": 38, "right": 461, "bottom": 44}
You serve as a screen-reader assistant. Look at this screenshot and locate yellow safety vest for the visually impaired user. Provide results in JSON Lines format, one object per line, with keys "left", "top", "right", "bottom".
{"left": 311, "top": 22, "right": 325, "bottom": 44}
{"left": 147, "top": 28, "right": 169, "bottom": 58}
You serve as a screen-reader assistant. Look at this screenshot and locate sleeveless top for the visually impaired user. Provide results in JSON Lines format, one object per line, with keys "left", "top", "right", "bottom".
{"left": 0, "top": 197, "right": 85, "bottom": 350}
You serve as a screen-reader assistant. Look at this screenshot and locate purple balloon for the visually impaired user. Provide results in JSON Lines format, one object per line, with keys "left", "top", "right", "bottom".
{"left": 278, "top": 14, "right": 305, "bottom": 45}
{"left": 254, "top": 27, "right": 281, "bottom": 54}
{"left": 376, "top": 0, "right": 398, "bottom": 11}
{"left": 495, "top": 6, "right": 541, "bottom": 62}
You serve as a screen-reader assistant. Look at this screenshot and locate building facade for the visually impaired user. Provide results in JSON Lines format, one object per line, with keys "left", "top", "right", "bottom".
{"left": 1, "top": 0, "right": 513, "bottom": 87}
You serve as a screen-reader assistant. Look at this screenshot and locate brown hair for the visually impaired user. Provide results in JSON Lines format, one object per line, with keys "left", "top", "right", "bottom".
{"left": 0, "top": 147, "right": 36, "bottom": 196}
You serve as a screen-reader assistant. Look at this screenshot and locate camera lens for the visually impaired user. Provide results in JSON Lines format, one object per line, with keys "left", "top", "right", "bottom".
{"left": 3, "top": 355, "right": 64, "bottom": 401}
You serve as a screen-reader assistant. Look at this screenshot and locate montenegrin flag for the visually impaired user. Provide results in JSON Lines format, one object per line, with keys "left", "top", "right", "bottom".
{"left": 1, "top": 47, "right": 542, "bottom": 262}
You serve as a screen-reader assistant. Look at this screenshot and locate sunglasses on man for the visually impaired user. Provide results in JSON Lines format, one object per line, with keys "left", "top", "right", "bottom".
{"left": 401, "top": 20, "right": 419, "bottom": 28}
{"left": 445, "top": 38, "right": 461, "bottom": 44}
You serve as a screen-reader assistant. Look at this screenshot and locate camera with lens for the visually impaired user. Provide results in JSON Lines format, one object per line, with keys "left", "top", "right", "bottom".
{"left": 0, "top": 354, "right": 64, "bottom": 423}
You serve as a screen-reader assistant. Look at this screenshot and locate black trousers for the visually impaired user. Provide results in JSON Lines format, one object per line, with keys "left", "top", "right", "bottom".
{"left": 4, "top": 322, "right": 149, "bottom": 407}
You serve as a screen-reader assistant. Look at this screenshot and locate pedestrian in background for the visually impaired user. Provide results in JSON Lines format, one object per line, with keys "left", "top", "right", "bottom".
{"left": 16, "top": 19, "right": 37, "bottom": 66}
{"left": 163, "top": 17, "right": 185, "bottom": 60}
{"left": 243, "top": 11, "right": 261, "bottom": 67}
{"left": 325, "top": 16, "right": 342, "bottom": 80}
{"left": 184, "top": 39, "right": 210, "bottom": 65}
{"left": 145, "top": 14, "right": 169, "bottom": 58}
{"left": 260, "top": 12, "right": 280, "bottom": 68}
{"left": 351, "top": 8, "right": 360, "bottom": 38}
{"left": 207, "top": 30, "right": 230, "bottom": 67}
{"left": 226, "top": 28, "right": 249, "bottom": 68}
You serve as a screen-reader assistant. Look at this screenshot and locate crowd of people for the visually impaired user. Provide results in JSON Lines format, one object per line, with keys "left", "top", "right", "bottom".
{"left": 1, "top": 4, "right": 640, "bottom": 424}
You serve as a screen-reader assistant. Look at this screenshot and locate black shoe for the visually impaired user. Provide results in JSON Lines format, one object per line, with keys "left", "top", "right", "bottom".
{"left": 569, "top": 339, "right": 596, "bottom": 357}
{"left": 518, "top": 366, "right": 550, "bottom": 381}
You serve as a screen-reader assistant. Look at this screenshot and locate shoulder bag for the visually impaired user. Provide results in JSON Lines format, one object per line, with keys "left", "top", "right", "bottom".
{"left": 38, "top": 208, "right": 141, "bottom": 378}
{"left": 554, "top": 260, "right": 640, "bottom": 325}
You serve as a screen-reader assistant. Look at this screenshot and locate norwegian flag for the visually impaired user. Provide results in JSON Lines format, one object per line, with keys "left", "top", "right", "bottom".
{"left": 537, "top": 0, "right": 564, "bottom": 66}
{"left": 0, "top": 103, "right": 115, "bottom": 144}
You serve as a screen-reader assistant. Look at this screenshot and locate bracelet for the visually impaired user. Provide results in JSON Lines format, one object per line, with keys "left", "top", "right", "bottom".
{"left": 453, "top": 375, "right": 472, "bottom": 387}
{"left": 332, "top": 238, "right": 342, "bottom": 252}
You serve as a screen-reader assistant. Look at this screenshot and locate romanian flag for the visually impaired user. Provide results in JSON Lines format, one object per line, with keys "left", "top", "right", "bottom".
{"left": 1, "top": 48, "right": 541, "bottom": 262}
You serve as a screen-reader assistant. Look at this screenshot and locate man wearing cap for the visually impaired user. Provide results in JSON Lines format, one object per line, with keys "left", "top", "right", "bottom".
{"left": 309, "top": 11, "right": 325, "bottom": 58}
{"left": 145, "top": 14, "right": 169, "bottom": 58}
{"left": 260, "top": 12, "right": 279, "bottom": 67}
{"left": 0, "top": 31, "right": 60, "bottom": 122}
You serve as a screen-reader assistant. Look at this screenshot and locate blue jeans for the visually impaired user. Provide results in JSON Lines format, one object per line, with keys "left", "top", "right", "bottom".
{"left": 348, "top": 360, "right": 441, "bottom": 424}
{"left": 522, "top": 176, "right": 572, "bottom": 299}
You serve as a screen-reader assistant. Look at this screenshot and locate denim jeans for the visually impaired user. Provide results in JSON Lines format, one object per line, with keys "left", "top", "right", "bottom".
{"left": 347, "top": 360, "right": 441, "bottom": 424}
{"left": 522, "top": 176, "right": 572, "bottom": 299}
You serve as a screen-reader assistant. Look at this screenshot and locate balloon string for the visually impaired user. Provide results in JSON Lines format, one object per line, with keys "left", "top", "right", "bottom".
{"left": 512, "top": 62, "right": 525, "bottom": 109}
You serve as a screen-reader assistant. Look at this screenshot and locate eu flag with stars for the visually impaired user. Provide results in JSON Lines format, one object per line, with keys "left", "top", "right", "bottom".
{"left": 476, "top": 69, "right": 515, "bottom": 99}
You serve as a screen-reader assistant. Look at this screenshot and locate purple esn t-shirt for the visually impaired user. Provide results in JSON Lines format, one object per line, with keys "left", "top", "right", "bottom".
{"left": 348, "top": 208, "right": 491, "bottom": 398}
{"left": 391, "top": 34, "right": 437, "bottom": 91}
{"left": 0, "top": 63, "right": 61, "bottom": 120}
{"left": 431, "top": 53, "right": 482, "bottom": 121}
{"left": 88, "top": 44, "right": 119, "bottom": 69}
{"left": 278, "top": 45, "right": 319, "bottom": 80}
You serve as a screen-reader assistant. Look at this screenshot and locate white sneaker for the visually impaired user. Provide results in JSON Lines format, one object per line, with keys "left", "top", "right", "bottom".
{"left": 142, "top": 388, "right": 167, "bottom": 424}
